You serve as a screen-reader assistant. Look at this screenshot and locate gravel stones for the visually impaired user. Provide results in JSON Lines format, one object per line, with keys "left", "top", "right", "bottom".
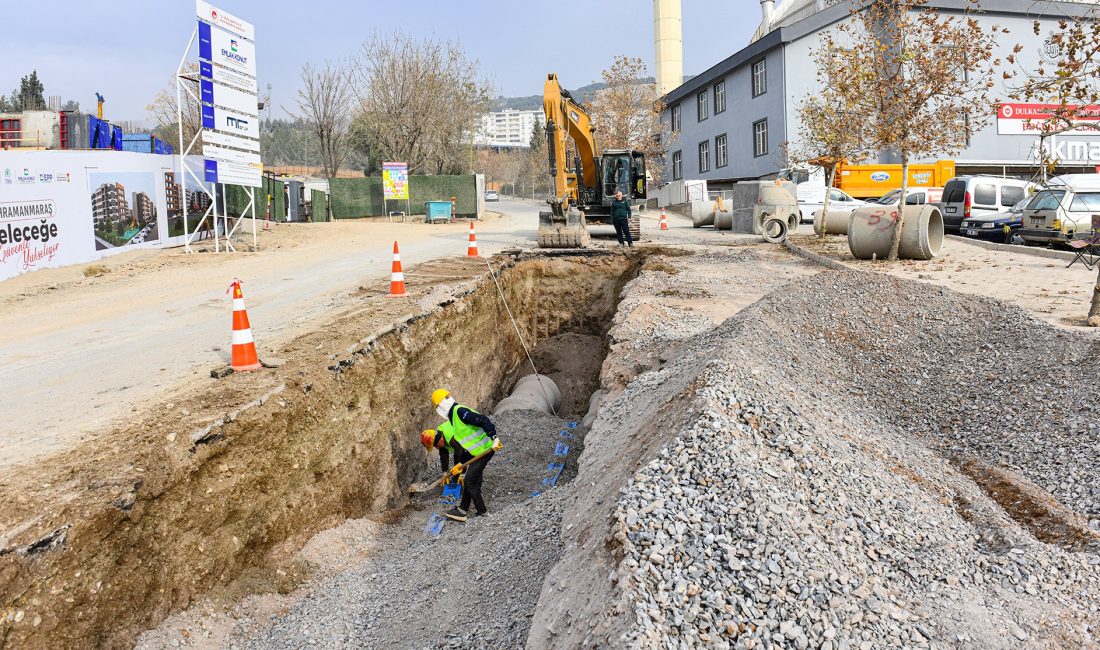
{"left": 608, "top": 269, "right": 1099, "bottom": 648}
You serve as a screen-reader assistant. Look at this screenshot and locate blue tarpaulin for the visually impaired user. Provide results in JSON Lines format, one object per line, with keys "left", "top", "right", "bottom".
{"left": 111, "top": 126, "right": 123, "bottom": 151}
{"left": 88, "top": 116, "right": 111, "bottom": 149}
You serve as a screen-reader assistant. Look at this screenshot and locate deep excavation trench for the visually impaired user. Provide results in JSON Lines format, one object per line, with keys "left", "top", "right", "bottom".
{"left": 0, "top": 252, "right": 641, "bottom": 649}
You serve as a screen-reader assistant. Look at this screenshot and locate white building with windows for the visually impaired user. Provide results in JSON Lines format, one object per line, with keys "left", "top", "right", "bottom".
{"left": 660, "top": 0, "right": 1100, "bottom": 188}
{"left": 474, "top": 109, "right": 543, "bottom": 149}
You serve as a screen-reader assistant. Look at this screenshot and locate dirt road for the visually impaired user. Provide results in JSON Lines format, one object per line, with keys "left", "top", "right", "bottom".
{"left": 0, "top": 201, "right": 546, "bottom": 470}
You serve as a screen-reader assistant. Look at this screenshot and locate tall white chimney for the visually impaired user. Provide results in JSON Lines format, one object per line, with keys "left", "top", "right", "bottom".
{"left": 760, "top": 0, "right": 775, "bottom": 32}
{"left": 653, "top": 0, "right": 683, "bottom": 96}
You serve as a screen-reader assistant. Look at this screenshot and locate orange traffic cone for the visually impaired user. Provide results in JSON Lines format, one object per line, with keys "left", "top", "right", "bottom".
{"left": 388, "top": 241, "right": 408, "bottom": 297}
{"left": 659, "top": 208, "right": 669, "bottom": 231}
{"left": 227, "top": 279, "right": 261, "bottom": 371}
{"left": 467, "top": 221, "right": 479, "bottom": 258}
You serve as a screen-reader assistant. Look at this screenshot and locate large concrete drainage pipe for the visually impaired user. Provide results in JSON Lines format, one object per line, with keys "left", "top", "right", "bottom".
{"left": 813, "top": 208, "right": 851, "bottom": 236}
{"left": 493, "top": 374, "right": 562, "bottom": 415}
{"left": 847, "top": 204, "right": 943, "bottom": 260}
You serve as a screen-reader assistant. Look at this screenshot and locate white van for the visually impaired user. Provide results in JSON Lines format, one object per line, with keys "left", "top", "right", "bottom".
{"left": 780, "top": 166, "right": 864, "bottom": 222}
{"left": 1018, "top": 174, "right": 1100, "bottom": 245}
{"left": 940, "top": 176, "right": 1035, "bottom": 232}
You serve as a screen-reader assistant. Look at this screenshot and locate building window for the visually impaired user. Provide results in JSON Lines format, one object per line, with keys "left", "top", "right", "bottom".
{"left": 699, "top": 141, "right": 710, "bottom": 173}
{"left": 672, "top": 150, "right": 683, "bottom": 180}
{"left": 714, "top": 81, "right": 726, "bottom": 114}
{"left": 753, "top": 119, "right": 768, "bottom": 157}
{"left": 752, "top": 59, "right": 767, "bottom": 97}
{"left": 716, "top": 134, "right": 728, "bottom": 168}
{"left": 697, "top": 90, "right": 708, "bottom": 122}
{"left": 671, "top": 104, "right": 681, "bottom": 132}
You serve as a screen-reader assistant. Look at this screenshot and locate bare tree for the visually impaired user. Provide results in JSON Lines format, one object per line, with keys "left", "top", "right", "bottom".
{"left": 348, "top": 31, "right": 491, "bottom": 175}
{"left": 789, "top": 46, "right": 872, "bottom": 238}
{"left": 589, "top": 56, "right": 669, "bottom": 183}
{"left": 294, "top": 61, "right": 354, "bottom": 188}
{"left": 147, "top": 66, "right": 202, "bottom": 149}
{"left": 832, "top": 0, "right": 1003, "bottom": 260}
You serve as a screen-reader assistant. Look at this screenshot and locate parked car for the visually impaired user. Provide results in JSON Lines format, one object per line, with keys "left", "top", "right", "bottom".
{"left": 1018, "top": 174, "right": 1100, "bottom": 245}
{"left": 485, "top": 190, "right": 499, "bottom": 202}
{"left": 870, "top": 186, "right": 944, "bottom": 206}
{"left": 940, "top": 175, "right": 1034, "bottom": 232}
{"left": 960, "top": 197, "right": 1030, "bottom": 243}
{"left": 806, "top": 188, "right": 866, "bottom": 223}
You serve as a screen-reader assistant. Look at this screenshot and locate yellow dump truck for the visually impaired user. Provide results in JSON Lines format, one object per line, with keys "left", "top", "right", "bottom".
{"left": 835, "top": 160, "right": 956, "bottom": 199}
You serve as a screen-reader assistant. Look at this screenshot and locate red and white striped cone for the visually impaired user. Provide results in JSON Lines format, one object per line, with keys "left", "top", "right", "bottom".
{"left": 659, "top": 208, "right": 669, "bottom": 231}
{"left": 467, "top": 221, "right": 479, "bottom": 258}
{"left": 227, "top": 279, "right": 261, "bottom": 372}
{"left": 388, "top": 241, "right": 408, "bottom": 297}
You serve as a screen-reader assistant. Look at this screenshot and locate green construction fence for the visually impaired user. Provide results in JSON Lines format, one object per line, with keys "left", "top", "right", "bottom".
{"left": 221, "top": 177, "right": 287, "bottom": 222}
{"left": 329, "top": 175, "right": 479, "bottom": 219}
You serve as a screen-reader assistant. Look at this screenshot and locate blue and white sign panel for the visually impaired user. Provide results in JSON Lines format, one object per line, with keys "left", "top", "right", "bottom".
{"left": 197, "top": 1, "right": 261, "bottom": 188}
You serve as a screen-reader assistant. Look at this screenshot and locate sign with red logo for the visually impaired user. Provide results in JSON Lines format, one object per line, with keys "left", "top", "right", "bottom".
{"left": 196, "top": 0, "right": 255, "bottom": 41}
{"left": 997, "top": 103, "right": 1100, "bottom": 136}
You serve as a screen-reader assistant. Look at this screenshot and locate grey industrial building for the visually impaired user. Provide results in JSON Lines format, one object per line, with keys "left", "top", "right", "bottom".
{"left": 660, "top": 0, "right": 1100, "bottom": 188}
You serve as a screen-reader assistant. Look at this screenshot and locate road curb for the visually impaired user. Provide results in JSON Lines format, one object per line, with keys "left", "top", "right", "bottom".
{"left": 784, "top": 239, "right": 853, "bottom": 272}
{"left": 945, "top": 234, "right": 1077, "bottom": 263}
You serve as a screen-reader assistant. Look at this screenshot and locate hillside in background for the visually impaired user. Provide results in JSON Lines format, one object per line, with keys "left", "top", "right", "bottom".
{"left": 491, "top": 80, "right": 608, "bottom": 111}
{"left": 492, "top": 77, "right": 667, "bottom": 111}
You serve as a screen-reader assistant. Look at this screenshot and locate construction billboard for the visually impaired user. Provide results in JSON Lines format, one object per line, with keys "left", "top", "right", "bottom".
{"left": 0, "top": 151, "right": 204, "bottom": 281}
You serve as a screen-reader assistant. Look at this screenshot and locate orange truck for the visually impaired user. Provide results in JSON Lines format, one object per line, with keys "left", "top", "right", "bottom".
{"left": 834, "top": 160, "right": 956, "bottom": 199}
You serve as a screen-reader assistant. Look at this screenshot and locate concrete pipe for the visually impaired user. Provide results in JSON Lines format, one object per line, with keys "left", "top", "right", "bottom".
{"left": 493, "top": 374, "right": 562, "bottom": 415}
{"left": 847, "top": 204, "right": 944, "bottom": 260}
{"left": 813, "top": 208, "right": 851, "bottom": 236}
{"left": 761, "top": 217, "right": 789, "bottom": 244}
{"left": 714, "top": 210, "right": 733, "bottom": 230}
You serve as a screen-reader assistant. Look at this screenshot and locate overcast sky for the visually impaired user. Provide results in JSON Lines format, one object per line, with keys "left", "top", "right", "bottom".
{"left": 0, "top": 0, "right": 760, "bottom": 124}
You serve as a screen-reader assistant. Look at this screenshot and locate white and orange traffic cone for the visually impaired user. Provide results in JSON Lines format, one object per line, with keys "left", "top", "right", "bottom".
{"left": 659, "top": 208, "right": 669, "bottom": 231}
{"left": 388, "top": 241, "right": 408, "bottom": 297}
{"left": 227, "top": 279, "right": 262, "bottom": 372}
{"left": 467, "top": 221, "right": 479, "bottom": 258}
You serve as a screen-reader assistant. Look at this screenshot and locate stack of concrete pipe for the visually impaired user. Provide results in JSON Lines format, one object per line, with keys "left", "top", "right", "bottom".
{"left": 847, "top": 204, "right": 944, "bottom": 260}
{"left": 493, "top": 374, "right": 562, "bottom": 415}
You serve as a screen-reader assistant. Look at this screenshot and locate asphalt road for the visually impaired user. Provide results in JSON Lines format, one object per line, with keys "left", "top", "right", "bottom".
{"left": 0, "top": 199, "right": 545, "bottom": 469}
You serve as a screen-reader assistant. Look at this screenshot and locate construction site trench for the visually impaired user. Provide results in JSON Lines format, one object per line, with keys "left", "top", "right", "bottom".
{"left": 0, "top": 251, "right": 643, "bottom": 649}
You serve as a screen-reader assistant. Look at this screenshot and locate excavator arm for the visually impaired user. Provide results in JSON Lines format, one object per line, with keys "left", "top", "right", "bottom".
{"left": 543, "top": 73, "right": 598, "bottom": 207}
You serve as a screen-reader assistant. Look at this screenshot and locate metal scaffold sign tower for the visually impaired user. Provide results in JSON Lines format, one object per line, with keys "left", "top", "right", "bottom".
{"left": 176, "top": 0, "right": 262, "bottom": 253}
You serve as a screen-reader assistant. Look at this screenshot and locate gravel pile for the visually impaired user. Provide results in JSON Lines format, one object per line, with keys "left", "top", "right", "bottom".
{"left": 234, "top": 409, "right": 584, "bottom": 650}
{"left": 609, "top": 270, "right": 1099, "bottom": 648}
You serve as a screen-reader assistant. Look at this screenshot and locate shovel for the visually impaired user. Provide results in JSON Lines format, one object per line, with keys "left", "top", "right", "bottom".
{"left": 407, "top": 444, "right": 498, "bottom": 495}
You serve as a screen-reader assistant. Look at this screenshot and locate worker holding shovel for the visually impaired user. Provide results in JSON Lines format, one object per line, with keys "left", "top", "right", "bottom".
{"left": 426, "top": 389, "right": 501, "bottom": 522}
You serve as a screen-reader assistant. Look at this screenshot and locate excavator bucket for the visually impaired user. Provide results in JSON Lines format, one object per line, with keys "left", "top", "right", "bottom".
{"left": 537, "top": 209, "right": 590, "bottom": 248}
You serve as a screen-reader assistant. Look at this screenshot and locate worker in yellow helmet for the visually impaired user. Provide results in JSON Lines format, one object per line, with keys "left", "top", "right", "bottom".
{"left": 430, "top": 389, "right": 501, "bottom": 522}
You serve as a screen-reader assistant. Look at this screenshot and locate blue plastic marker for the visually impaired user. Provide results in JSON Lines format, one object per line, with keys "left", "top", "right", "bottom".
{"left": 425, "top": 514, "right": 445, "bottom": 536}
{"left": 442, "top": 482, "right": 462, "bottom": 500}
{"left": 554, "top": 441, "right": 570, "bottom": 456}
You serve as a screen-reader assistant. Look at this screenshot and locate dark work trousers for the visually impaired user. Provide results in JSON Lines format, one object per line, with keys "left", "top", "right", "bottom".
{"left": 459, "top": 450, "right": 494, "bottom": 514}
{"left": 612, "top": 218, "right": 634, "bottom": 246}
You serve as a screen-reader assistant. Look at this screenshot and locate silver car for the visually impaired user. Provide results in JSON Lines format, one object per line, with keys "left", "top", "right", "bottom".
{"left": 1019, "top": 174, "right": 1100, "bottom": 245}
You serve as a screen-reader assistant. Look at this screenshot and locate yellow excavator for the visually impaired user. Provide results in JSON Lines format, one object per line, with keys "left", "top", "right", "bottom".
{"left": 538, "top": 73, "right": 647, "bottom": 248}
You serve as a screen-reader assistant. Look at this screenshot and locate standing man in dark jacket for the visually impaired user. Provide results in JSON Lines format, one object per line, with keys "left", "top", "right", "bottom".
{"left": 610, "top": 191, "right": 634, "bottom": 247}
